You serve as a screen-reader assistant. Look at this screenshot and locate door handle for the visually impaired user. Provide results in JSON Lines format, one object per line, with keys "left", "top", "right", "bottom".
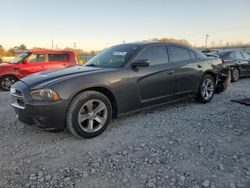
{"left": 197, "top": 64, "right": 203, "bottom": 68}
{"left": 167, "top": 70, "right": 174, "bottom": 75}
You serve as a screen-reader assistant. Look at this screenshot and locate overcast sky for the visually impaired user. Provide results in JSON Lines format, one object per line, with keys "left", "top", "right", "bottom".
{"left": 0, "top": 0, "right": 250, "bottom": 50}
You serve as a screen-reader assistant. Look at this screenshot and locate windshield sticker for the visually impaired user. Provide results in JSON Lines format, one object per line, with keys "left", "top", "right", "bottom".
{"left": 112, "top": 52, "right": 127, "bottom": 56}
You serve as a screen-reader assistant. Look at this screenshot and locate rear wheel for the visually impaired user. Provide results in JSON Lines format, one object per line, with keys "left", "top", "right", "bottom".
{"left": 67, "top": 91, "right": 112, "bottom": 138}
{"left": 196, "top": 74, "right": 215, "bottom": 103}
{"left": 231, "top": 67, "right": 240, "bottom": 82}
{"left": 0, "top": 76, "right": 17, "bottom": 91}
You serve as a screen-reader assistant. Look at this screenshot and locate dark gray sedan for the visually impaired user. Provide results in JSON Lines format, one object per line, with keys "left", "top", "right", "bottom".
{"left": 217, "top": 50, "right": 250, "bottom": 82}
{"left": 10, "top": 42, "right": 230, "bottom": 138}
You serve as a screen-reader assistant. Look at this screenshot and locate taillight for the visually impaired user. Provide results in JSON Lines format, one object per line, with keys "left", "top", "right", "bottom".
{"left": 221, "top": 59, "right": 229, "bottom": 64}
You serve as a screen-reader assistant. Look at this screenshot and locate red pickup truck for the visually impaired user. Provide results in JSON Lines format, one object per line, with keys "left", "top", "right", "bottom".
{"left": 0, "top": 50, "right": 77, "bottom": 90}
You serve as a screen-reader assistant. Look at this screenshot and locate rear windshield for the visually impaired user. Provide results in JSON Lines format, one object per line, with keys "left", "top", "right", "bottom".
{"left": 217, "top": 51, "right": 232, "bottom": 58}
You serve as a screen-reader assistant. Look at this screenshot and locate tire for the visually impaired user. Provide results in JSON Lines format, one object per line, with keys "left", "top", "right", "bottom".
{"left": 66, "top": 91, "right": 112, "bottom": 138}
{"left": 231, "top": 67, "right": 240, "bottom": 82}
{"left": 0, "top": 76, "right": 17, "bottom": 91}
{"left": 196, "top": 74, "right": 215, "bottom": 103}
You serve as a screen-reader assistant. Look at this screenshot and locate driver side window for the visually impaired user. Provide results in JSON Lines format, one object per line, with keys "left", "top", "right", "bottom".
{"left": 28, "top": 54, "right": 45, "bottom": 63}
{"left": 135, "top": 46, "right": 169, "bottom": 66}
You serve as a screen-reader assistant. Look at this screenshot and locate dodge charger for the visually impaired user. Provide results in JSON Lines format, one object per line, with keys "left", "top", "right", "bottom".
{"left": 10, "top": 42, "right": 230, "bottom": 138}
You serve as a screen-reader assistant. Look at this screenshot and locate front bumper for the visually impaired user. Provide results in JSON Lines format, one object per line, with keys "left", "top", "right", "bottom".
{"left": 10, "top": 81, "right": 67, "bottom": 131}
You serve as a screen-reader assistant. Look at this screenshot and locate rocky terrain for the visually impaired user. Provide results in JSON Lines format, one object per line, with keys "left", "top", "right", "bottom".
{"left": 0, "top": 78, "right": 249, "bottom": 188}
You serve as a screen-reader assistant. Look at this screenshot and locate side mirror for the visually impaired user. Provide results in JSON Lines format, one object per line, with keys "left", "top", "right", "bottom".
{"left": 131, "top": 59, "right": 150, "bottom": 68}
{"left": 22, "top": 59, "right": 28, "bottom": 64}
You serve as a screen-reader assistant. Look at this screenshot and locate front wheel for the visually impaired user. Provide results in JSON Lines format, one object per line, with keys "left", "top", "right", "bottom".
{"left": 196, "top": 74, "right": 215, "bottom": 103}
{"left": 0, "top": 76, "right": 17, "bottom": 91}
{"left": 67, "top": 91, "right": 112, "bottom": 138}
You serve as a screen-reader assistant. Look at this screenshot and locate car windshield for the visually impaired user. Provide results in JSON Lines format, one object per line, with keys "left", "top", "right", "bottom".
{"left": 85, "top": 45, "right": 139, "bottom": 68}
{"left": 10, "top": 52, "right": 30, "bottom": 64}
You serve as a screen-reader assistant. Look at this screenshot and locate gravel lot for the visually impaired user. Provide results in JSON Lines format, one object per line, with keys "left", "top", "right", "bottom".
{"left": 0, "top": 78, "right": 250, "bottom": 188}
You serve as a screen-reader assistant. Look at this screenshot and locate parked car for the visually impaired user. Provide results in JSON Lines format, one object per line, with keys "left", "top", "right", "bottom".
{"left": 216, "top": 50, "right": 250, "bottom": 82}
{"left": 0, "top": 50, "right": 77, "bottom": 90}
{"left": 10, "top": 42, "right": 230, "bottom": 138}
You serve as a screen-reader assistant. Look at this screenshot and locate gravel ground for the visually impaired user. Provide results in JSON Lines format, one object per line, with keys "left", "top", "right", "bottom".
{"left": 0, "top": 78, "right": 250, "bottom": 188}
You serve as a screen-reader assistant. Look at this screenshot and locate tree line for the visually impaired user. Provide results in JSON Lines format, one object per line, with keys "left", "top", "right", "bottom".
{"left": 0, "top": 44, "right": 27, "bottom": 57}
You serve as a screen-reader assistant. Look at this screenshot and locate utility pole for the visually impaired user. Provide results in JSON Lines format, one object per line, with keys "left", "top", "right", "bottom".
{"left": 205, "top": 34, "right": 209, "bottom": 48}
{"left": 74, "top": 42, "right": 76, "bottom": 50}
{"left": 219, "top": 40, "right": 222, "bottom": 47}
{"left": 51, "top": 39, "right": 54, "bottom": 49}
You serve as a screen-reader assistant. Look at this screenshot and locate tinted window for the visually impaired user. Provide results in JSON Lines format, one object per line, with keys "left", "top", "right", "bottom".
{"left": 135, "top": 46, "right": 168, "bottom": 65}
{"left": 28, "top": 54, "right": 45, "bottom": 63}
{"left": 170, "top": 46, "right": 190, "bottom": 62}
{"left": 234, "top": 51, "right": 244, "bottom": 59}
{"left": 48, "top": 54, "right": 69, "bottom": 62}
{"left": 189, "top": 50, "right": 196, "bottom": 59}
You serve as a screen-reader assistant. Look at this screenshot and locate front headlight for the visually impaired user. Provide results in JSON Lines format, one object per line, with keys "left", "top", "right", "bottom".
{"left": 31, "top": 89, "right": 61, "bottom": 101}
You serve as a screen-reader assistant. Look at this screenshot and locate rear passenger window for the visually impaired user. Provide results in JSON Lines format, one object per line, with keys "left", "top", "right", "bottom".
{"left": 189, "top": 50, "right": 196, "bottom": 59}
{"left": 135, "top": 46, "right": 168, "bottom": 66}
{"left": 48, "top": 54, "right": 69, "bottom": 62}
{"left": 170, "top": 46, "right": 190, "bottom": 62}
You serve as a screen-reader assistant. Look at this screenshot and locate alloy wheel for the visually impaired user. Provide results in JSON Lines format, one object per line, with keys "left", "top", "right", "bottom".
{"left": 232, "top": 68, "right": 239, "bottom": 81}
{"left": 201, "top": 78, "right": 214, "bottom": 100}
{"left": 78, "top": 99, "right": 108, "bottom": 133}
{"left": 1, "top": 77, "right": 16, "bottom": 90}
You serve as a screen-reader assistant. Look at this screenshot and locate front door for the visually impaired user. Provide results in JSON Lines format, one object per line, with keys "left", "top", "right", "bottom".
{"left": 129, "top": 45, "right": 176, "bottom": 106}
{"left": 18, "top": 53, "right": 47, "bottom": 78}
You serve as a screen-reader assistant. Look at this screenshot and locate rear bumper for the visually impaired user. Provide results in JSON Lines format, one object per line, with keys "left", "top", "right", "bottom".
{"left": 216, "top": 69, "right": 231, "bottom": 93}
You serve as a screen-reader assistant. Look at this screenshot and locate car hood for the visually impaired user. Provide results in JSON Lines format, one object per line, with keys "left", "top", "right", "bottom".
{"left": 0, "top": 63, "right": 15, "bottom": 69}
{"left": 20, "top": 66, "right": 105, "bottom": 88}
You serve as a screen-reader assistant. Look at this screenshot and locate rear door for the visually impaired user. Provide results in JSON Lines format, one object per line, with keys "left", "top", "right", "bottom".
{"left": 46, "top": 53, "right": 70, "bottom": 70}
{"left": 18, "top": 53, "right": 47, "bottom": 77}
{"left": 168, "top": 45, "right": 203, "bottom": 94}
{"left": 129, "top": 45, "right": 176, "bottom": 105}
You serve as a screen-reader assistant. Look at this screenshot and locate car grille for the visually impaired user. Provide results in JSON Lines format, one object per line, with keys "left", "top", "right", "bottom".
{"left": 10, "top": 89, "right": 25, "bottom": 109}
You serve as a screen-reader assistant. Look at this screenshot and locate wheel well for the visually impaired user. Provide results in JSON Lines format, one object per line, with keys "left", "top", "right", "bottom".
{"left": 204, "top": 71, "right": 217, "bottom": 82}
{"left": 0, "top": 75, "right": 18, "bottom": 80}
{"left": 70, "top": 87, "right": 118, "bottom": 117}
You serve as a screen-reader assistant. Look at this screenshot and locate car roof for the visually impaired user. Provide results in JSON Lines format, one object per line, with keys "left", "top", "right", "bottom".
{"left": 115, "top": 41, "right": 193, "bottom": 49}
{"left": 29, "top": 50, "right": 74, "bottom": 54}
